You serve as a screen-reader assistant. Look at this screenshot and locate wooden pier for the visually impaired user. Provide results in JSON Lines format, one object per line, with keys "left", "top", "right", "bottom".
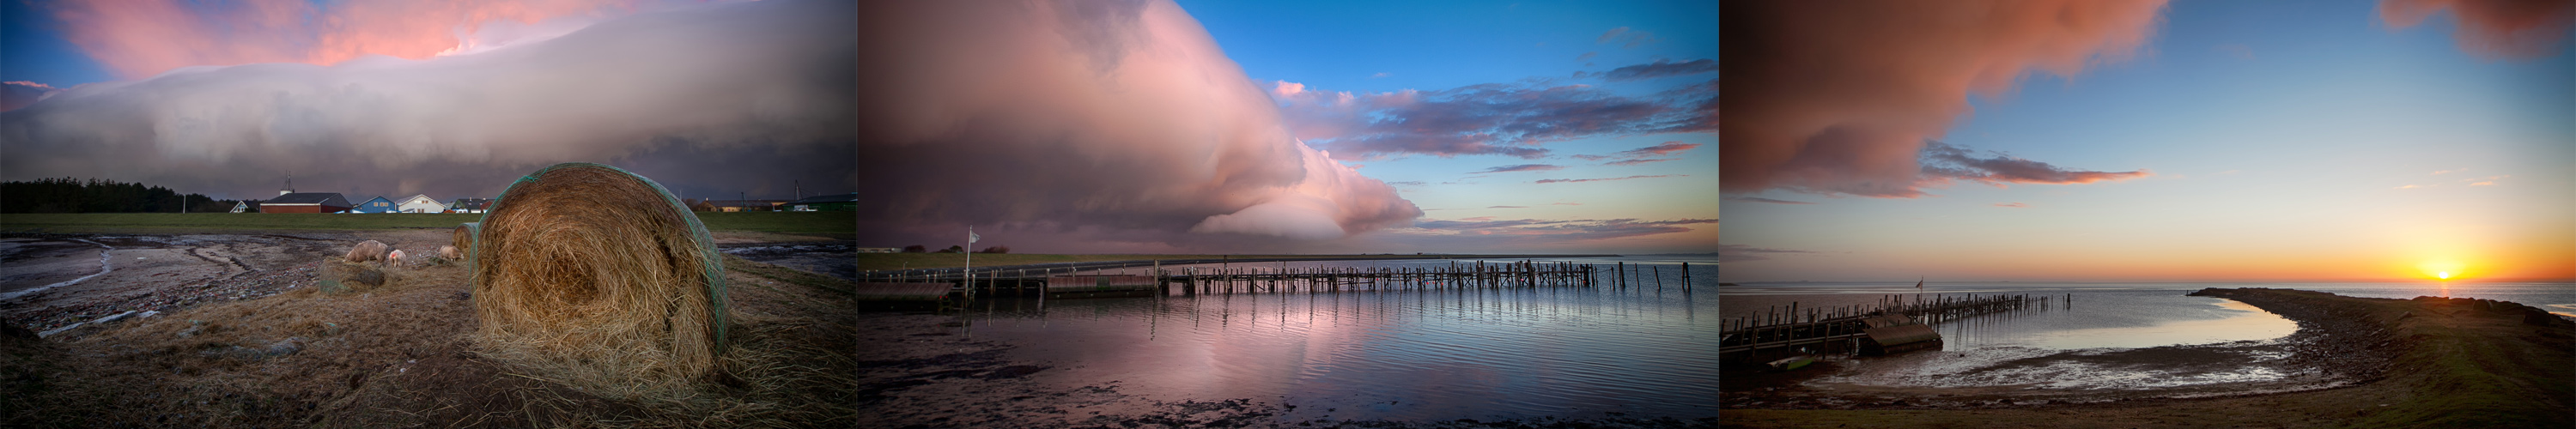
{"left": 852, "top": 259, "right": 1700, "bottom": 302}
{"left": 1718, "top": 293, "right": 2048, "bottom": 362}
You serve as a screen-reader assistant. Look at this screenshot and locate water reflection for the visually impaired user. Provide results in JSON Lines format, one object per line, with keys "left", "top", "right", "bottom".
{"left": 951, "top": 281, "right": 1717, "bottom": 422}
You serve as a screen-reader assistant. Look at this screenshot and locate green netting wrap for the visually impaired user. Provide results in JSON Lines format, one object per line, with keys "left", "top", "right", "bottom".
{"left": 468, "top": 162, "right": 729, "bottom": 398}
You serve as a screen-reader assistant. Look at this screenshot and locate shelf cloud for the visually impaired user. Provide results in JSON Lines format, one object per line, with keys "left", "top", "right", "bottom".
{"left": 848, "top": 0, "right": 1421, "bottom": 246}
{"left": 1719, "top": 0, "right": 2166, "bottom": 197}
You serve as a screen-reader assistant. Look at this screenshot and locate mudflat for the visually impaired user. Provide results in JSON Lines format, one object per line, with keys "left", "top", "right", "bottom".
{"left": 0, "top": 231, "right": 860, "bottom": 427}
{"left": 1721, "top": 288, "right": 2575, "bottom": 428}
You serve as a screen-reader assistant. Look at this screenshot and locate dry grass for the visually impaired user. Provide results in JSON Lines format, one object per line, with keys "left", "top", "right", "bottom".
{"left": 2, "top": 230, "right": 852, "bottom": 428}
{"left": 319, "top": 261, "right": 391, "bottom": 294}
{"left": 468, "top": 163, "right": 730, "bottom": 403}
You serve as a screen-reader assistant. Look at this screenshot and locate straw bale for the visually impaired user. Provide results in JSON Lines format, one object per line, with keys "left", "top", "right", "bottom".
{"left": 470, "top": 162, "right": 728, "bottom": 400}
{"left": 453, "top": 222, "right": 478, "bottom": 251}
{"left": 345, "top": 240, "right": 390, "bottom": 263}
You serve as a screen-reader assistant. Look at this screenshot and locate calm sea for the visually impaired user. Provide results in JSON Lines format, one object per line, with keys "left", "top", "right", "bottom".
{"left": 944, "top": 256, "right": 1718, "bottom": 422}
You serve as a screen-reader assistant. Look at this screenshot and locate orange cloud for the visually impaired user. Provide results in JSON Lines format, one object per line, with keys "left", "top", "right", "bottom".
{"left": 46, "top": 0, "right": 654, "bottom": 79}
{"left": 2381, "top": 0, "right": 2576, "bottom": 59}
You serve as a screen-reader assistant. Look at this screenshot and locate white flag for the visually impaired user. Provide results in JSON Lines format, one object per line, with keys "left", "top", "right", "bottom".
{"left": 968, "top": 230, "right": 980, "bottom": 244}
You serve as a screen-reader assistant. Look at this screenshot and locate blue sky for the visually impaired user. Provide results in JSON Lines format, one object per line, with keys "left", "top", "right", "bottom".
{"left": 1722, "top": 0, "right": 2575, "bottom": 281}
{"left": 0, "top": 0, "right": 116, "bottom": 87}
{"left": 1179, "top": 0, "right": 1720, "bottom": 253}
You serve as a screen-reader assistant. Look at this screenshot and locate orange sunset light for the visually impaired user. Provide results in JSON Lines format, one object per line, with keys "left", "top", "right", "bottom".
{"left": 2415, "top": 260, "right": 2470, "bottom": 281}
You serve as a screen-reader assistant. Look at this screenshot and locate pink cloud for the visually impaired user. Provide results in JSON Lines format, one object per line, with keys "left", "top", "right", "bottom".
{"left": 1720, "top": 0, "right": 2167, "bottom": 197}
{"left": 848, "top": 0, "right": 1420, "bottom": 246}
{"left": 2381, "top": 0, "right": 2576, "bottom": 59}
{"left": 46, "top": 0, "right": 662, "bottom": 80}
{"left": 1994, "top": 202, "right": 2029, "bottom": 208}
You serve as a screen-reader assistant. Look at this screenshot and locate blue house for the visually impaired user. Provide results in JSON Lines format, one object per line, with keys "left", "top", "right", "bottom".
{"left": 350, "top": 196, "right": 398, "bottom": 214}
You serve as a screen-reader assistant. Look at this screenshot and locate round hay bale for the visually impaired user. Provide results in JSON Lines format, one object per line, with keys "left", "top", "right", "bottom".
{"left": 438, "top": 245, "right": 462, "bottom": 260}
{"left": 470, "top": 162, "right": 726, "bottom": 397}
{"left": 452, "top": 222, "right": 478, "bottom": 251}
{"left": 345, "top": 240, "right": 390, "bottom": 263}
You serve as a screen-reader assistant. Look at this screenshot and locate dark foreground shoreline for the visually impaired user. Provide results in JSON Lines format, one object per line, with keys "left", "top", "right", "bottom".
{"left": 1722, "top": 287, "right": 2575, "bottom": 428}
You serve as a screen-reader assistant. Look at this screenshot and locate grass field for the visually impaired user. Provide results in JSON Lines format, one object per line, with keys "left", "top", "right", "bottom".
{"left": 0, "top": 212, "right": 854, "bottom": 235}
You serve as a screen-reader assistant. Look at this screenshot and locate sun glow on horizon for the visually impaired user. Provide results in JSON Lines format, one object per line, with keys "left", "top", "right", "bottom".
{"left": 2416, "top": 260, "right": 2471, "bottom": 281}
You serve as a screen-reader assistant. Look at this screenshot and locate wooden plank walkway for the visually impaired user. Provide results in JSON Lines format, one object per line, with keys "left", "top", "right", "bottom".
{"left": 852, "top": 259, "right": 1701, "bottom": 301}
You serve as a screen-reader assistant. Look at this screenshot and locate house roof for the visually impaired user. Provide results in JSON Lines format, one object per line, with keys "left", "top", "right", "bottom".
{"left": 449, "top": 197, "right": 494, "bottom": 209}
{"left": 398, "top": 194, "right": 439, "bottom": 204}
{"left": 267, "top": 192, "right": 349, "bottom": 205}
{"left": 789, "top": 193, "right": 860, "bottom": 204}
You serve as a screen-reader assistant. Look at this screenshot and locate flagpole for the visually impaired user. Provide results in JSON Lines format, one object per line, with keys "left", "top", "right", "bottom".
{"left": 965, "top": 226, "right": 974, "bottom": 300}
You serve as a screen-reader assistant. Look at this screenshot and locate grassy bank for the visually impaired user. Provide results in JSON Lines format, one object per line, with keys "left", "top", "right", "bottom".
{"left": 0, "top": 212, "right": 854, "bottom": 235}
{"left": 1722, "top": 288, "right": 2574, "bottom": 428}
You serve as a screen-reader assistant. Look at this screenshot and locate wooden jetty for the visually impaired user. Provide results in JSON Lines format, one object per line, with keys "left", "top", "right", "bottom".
{"left": 1718, "top": 293, "right": 2047, "bottom": 362}
{"left": 853, "top": 259, "right": 1700, "bottom": 302}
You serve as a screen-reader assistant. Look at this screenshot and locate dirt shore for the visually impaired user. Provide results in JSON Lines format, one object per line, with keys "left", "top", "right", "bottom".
{"left": 0, "top": 231, "right": 860, "bottom": 427}
{"left": 1721, "top": 288, "right": 2574, "bottom": 428}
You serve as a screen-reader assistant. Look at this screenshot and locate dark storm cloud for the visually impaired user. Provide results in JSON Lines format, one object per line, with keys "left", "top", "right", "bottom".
{"left": 1473, "top": 164, "right": 1565, "bottom": 173}
{"left": 1723, "top": 196, "right": 1815, "bottom": 205}
{"left": 849, "top": 0, "right": 1419, "bottom": 248}
{"left": 0, "top": 0, "right": 857, "bottom": 201}
{"left": 1919, "top": 141, "right": 2151, "bottom": 186}
{"left": 1601, "top": 58, "right": 1716, "bottom": 82}
{"left": 1272, "top": 79, "right": 1713, "bottom": 160}
{"left": 1718, "top": 244, "right": 1815, "bottom": 263}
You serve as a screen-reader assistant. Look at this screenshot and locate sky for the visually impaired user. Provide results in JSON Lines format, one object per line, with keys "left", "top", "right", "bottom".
{"left": 844, "top": 0, "right": 1716, "bottom": 254}
{"left": 1, "top": 0, "right": 854, "bottom": 203}
{"left": 1721, "top": 0, "right": 2576, "bottom": 282}
{"left": 2, "top": 0, "right": 1714, "bottom": 255}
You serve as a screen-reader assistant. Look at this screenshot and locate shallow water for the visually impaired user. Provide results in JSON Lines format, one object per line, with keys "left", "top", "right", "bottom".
{"left": 945, "top": 257, "right": 1717, "bottom": 422}
{"left": 1721, "top": 281, "right": 2573, "bottom": 393}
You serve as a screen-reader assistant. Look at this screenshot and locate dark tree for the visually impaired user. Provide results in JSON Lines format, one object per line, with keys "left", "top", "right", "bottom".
{"left": 976, "top": 245, "right": 1010, "bottom": 254}
{"left": 901, "top": 245, "right": 928, "bottom": 253}
{"left": 1, "top": 178, "right": 230, "bottom": 214}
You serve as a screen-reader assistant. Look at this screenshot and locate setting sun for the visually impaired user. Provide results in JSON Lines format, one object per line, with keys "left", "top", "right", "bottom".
{"left": 2417, "top": 260, "right": 2470, "bottom": 281}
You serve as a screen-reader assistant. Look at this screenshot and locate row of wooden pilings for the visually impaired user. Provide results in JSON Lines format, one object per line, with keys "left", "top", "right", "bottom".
{"left": 1719, "top": 293, "right": 2051, "bottom": 353}
{"left": 859, "top": 260, "right": 1699, "bottom": 299}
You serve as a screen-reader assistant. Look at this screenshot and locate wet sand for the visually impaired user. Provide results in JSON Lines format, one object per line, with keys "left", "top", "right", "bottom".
{"left": 1722, "top": 288, "right": 2574, "bottom": 428}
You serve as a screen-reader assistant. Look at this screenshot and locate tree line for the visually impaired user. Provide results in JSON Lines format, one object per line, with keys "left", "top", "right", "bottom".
{"left": 1, "top": 178, "right": 246, "bottom": 214}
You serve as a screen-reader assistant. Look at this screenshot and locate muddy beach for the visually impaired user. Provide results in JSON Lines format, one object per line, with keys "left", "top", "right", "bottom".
{"left": 0, "top": 230, "right": 860, "bottom": 427}
{"left": 1721, "top": 288, "right": 2575, "bottom": 428}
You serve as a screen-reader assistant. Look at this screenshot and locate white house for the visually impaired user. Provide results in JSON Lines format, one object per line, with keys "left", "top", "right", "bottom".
{"left": 395, "top": 195, "right": 446, "bottom": 213}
